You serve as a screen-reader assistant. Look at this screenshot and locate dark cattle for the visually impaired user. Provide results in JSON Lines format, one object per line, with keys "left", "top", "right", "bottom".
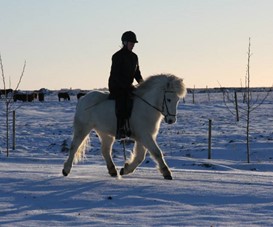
{"left": 77, "top": 92, "right": 86, "bottom": 100}
{"left": 34, "top": 90, "right": 44, "bottom": 102}
{"left": 38, "top": 92, "right": 45, "bottom": 102}
{"left": 0, "top": 89, "right": 13, "bottom": 98}
{"left": 58, "top": 92, "right": 70, "bottom": 101}
{"left": 13, "top": 93, "right": 36, "bottom": 102}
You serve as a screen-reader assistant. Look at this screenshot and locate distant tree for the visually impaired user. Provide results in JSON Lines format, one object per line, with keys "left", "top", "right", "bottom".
{"left": 0, "top": 53, "right": 26, "bottom": 157}
{"left": 222, "top": 38, "right": 271, "bottom": 163}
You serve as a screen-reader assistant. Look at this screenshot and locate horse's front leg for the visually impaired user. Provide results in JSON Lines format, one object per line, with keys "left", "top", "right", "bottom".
{"left": 120, "top": 142, "right": 147, "bottom": 176}
{"left": 141, "top": 135, "right": 172, "bottom": 180}
{"left": 98, "top": 132, "right": 117, "bottom": 177}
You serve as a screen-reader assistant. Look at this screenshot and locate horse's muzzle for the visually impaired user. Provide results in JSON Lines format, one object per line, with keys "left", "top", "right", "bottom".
{"left": 165, "top": 116, "right": 176, "bottom": 124}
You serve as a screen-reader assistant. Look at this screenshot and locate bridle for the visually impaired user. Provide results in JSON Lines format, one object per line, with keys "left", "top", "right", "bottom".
{"left": 134, "top": 91, "right": 177, "bottom": 119}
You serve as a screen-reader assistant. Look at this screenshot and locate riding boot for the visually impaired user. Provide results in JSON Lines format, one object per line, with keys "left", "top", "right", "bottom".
{"left": 116, "top": 118, "right": 126, "bottom": 139}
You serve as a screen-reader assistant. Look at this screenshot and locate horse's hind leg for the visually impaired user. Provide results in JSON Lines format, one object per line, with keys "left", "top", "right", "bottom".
{"left": 62, "top": 128, "right": 90, "bottom": 176}
{"left": 141, "top": 136, "right": 172, "bottom": 180}
{"left": 98, "top": 132, "right": 117, "bottom": 177}
{"left": 120, "top": 142, "right": 147, "bottom": 176}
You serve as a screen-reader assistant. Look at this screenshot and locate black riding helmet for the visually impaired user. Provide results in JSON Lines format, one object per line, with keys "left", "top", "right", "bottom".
{"left": 121, "top": 31, "right": 138, "bottom": 43}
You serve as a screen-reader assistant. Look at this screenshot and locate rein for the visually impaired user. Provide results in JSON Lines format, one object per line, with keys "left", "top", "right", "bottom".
{"left": 84, "top": 99, "right": 107, "bottom": 111}
{"left": 133, "top": 91, "right": 177, "bottom": 118}
{"left": 133, "top": 93, "right": 162, "bottom": 113}
{"left": 83, "top": 91, "right": 177, "bottom": 120}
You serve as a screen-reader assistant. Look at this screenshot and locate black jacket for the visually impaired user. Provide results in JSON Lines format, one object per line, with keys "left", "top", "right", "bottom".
{"left": 108, "top": 47, "right": 143, "bottom": 94}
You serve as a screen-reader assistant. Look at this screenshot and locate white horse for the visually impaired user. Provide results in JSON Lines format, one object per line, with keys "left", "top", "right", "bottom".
{"left": 62, "top": 74, "right": 187, "bottom": 180}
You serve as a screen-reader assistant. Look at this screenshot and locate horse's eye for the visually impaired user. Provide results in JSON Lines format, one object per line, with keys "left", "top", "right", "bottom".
{"left": 167, "top": 98, "right": 171, "bottom": 102}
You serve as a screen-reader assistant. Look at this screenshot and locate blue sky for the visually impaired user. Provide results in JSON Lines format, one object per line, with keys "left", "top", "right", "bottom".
{"left": 0, "top": 0, "right": 273, "bottom": 90}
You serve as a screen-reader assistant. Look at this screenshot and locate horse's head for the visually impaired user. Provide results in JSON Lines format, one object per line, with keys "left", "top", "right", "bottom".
{"left": 162, "top": 76, "right": 186, "bottom": 124}
{"left": 136, "top": 74, "right": 187, "bottom": 124}
{"left": 161, "top": 91, "right": 180, "bottom": 124}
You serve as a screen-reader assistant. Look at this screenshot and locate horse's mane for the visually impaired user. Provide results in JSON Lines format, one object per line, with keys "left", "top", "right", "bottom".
{"left": 135, "top": 74, "right": 186, "bottom": 98}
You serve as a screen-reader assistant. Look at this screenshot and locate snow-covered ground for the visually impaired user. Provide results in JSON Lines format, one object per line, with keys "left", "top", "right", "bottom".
{"left": 1, "top": 90, "right": 273, "bottom": 226}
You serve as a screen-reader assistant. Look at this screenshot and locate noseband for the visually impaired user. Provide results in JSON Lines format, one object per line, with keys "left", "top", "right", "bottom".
{"left": 134, "top": 91, "right": 177, "bottom": 119}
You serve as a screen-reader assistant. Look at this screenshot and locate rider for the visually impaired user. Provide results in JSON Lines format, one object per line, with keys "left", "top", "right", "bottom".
{"left": 108, "top": 31, "right": 143, "bottom": 139}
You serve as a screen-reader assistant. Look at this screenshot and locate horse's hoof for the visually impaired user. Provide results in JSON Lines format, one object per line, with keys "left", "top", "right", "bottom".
{"left": 62, "top": 169, "right": 68, "bottom": 176}
{"left": 120, "top": 168, "right": 124, "bottom": 176}
{"left": 164, "top": 175, "right": 172, "bottom": 180}
{"left": 110, "top": 172, "right": 117, "bottom": 177}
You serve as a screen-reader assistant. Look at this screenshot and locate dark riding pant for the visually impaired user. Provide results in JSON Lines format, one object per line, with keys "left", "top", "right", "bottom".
{"left": 109, "top": 88, "right": 133, "bottom": 138}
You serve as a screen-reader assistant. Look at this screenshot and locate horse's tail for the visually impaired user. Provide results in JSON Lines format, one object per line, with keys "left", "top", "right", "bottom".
{"left": 73, "top": 135, "right": 90, "bottom": 164}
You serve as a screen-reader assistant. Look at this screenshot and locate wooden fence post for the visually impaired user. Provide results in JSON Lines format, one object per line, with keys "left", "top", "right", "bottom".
{"left": 235, "top": 91, "right": 239, "bottom": 121}
{"left": 208, "top": 119, "right": 212, "bottom": 159}
{"left": 6, "top": 102, "right": 9, "bottom": 157}
{"left": 192, "top": 86, "right": 195, "bottom": 104}
{"left": 12, "top": 110, "right": 16, "bottom": 150}
{"left": 206, "top": 86, "right": 210, "bottom": 102}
